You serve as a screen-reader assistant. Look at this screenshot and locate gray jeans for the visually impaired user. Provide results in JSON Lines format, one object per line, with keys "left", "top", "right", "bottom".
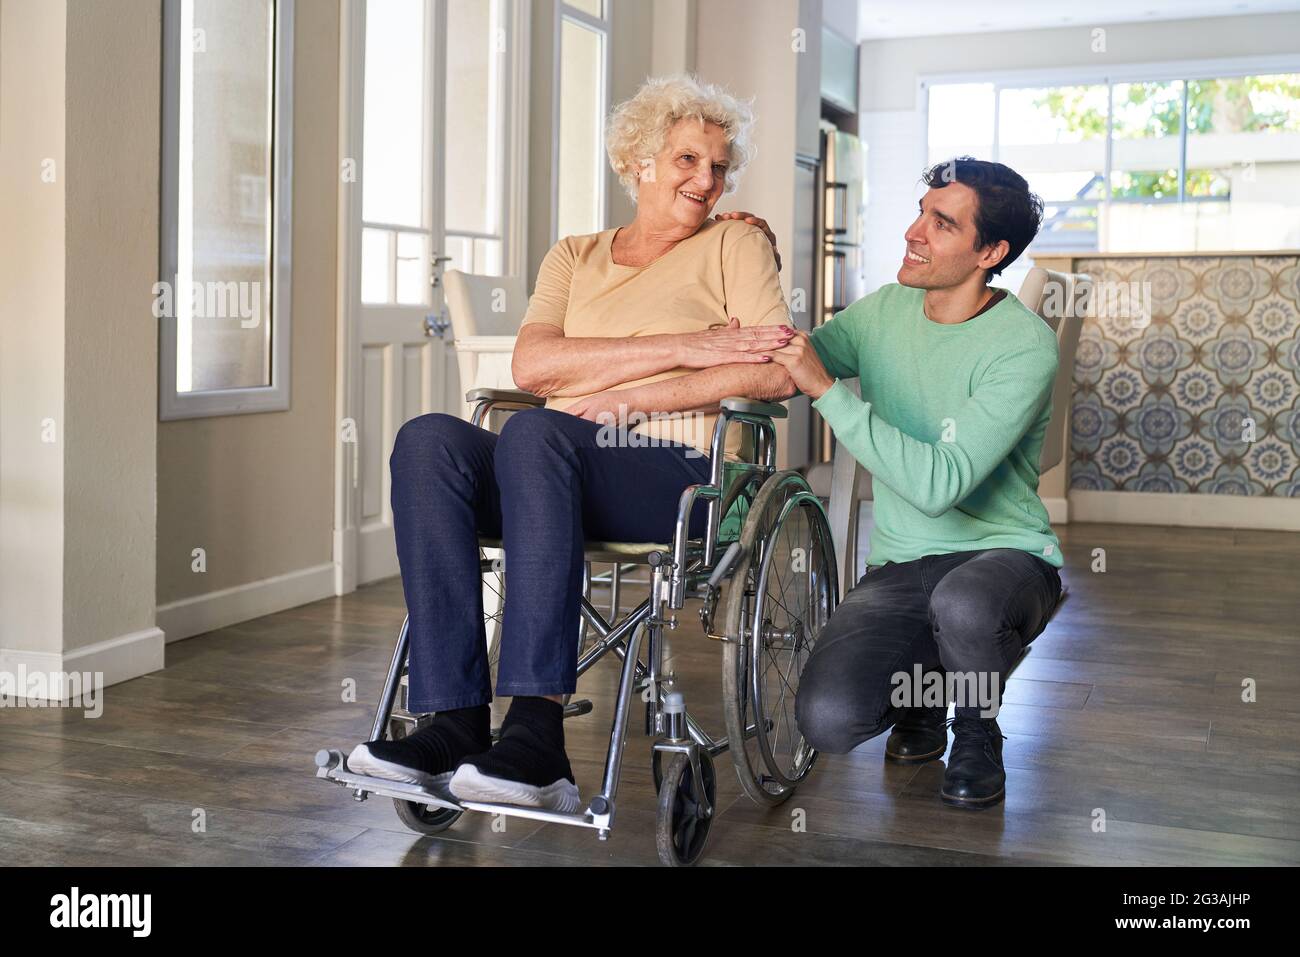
{"left": 795, "top": 548, "right": 1062, "bottom": 754}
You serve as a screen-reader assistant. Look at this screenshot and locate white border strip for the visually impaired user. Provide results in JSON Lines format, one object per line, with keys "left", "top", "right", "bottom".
{"left": 156, "top": 562, "right": 336, "bottom": 643}
{"left": 1, "top": 628, "right": 165, "bottom": 701}
{"left": 1069, "top": 490, "right": 1300, "bottom": 531}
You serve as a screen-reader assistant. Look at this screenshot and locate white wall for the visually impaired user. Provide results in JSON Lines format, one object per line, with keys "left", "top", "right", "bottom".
{"left": 1, "top": 0, "right": 67, "bottom": 659}
{"left": 651, "top": 0, "right": 696, "bottom": 78}
{"left": 1, "top": 0, "right": 163, "bottom": 691}
{"left": 822, "top": 0, "right": 856, "bottom": 40}
{"left": 860, "top": 12, "right": 1300, "bottom": 113}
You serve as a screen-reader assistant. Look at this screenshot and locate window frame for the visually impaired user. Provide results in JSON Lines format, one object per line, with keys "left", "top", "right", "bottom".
{"left": 918, "top": 53, "right": 1300, "bottom": 254}
{"left": 159, "top": 0, "right": 295, "bottom": 420}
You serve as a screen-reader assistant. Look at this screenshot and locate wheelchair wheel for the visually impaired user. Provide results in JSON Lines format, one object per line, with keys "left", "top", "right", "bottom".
{"left": 481, "top": 546, "right": 506, "bottom": 685}
{"left": 386, "top": 718, "right": 463, "bottom": 834}
{"left": 393, "top": 796, "right": 461, "bottom": 834}
{"left": 722, "top": 470, "right": 837, "bottom": 806}
{"left": 655, "top": 751, "right": 716, "bottom": 867}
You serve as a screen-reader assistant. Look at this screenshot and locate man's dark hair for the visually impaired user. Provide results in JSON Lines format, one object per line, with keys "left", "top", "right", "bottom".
{"left": 921, "top": 157, "right": 1044, "bottom": 284}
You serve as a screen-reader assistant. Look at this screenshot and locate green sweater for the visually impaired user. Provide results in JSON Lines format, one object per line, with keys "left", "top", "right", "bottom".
{"left": 809, "top": 283, "right": 1063, "bottom": 569}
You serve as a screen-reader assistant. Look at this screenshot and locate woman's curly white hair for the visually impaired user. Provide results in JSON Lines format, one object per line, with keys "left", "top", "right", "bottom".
{"left": 605, "top": 75, "right": 755, "bottom": 202}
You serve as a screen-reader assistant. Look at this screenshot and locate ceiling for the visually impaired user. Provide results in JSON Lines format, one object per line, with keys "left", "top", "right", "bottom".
{"left": 856, "top": 0, "right": 1298, "bottom": 41}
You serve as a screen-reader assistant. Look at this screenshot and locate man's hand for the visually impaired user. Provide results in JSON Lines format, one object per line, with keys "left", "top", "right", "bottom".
{"left": 766, "top": 327, "right": 836, "bottom": 400}
{"left": 714, "top": 210, "right": 782, "bottom": 273}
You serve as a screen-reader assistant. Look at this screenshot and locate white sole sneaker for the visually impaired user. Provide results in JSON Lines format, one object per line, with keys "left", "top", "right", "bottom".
{"left": 448, "top": 763, "right": 581, "bottom": 813}
{"left": 347, "top": 743, "right": 453, "bottom": 791}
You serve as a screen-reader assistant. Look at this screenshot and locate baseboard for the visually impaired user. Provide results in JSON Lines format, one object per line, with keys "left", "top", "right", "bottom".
{"left": 1068, "top": 490, "right": 1300, "bottom": 530}
{"left": 156, "top": 562, "right": 337, "bottom": 643}
{"left": 332, "top": 527, "right": 357, "bottom": 596}
{"left": 1043, "top": 496, "right": 1069, "bottom": 525}
{"left": 0, "top": 627, "right": 165, "bottom": 701}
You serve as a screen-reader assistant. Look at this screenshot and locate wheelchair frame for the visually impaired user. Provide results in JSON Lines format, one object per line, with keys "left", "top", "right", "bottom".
{"left": 315, "top": 387, "right": 834, "bottom": 853}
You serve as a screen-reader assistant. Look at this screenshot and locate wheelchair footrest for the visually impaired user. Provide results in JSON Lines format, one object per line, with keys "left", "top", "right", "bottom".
{"left": 456, "top": 800, "right": 601, "bottom": 829}
{"left": 564, "top": 698, "right": 594, "bottom": 719}
{"left": 314, "top": 750, "right": 462, "bottom": 812}
{"left": 315, "top": 748, "right": 608, "bottom": 831}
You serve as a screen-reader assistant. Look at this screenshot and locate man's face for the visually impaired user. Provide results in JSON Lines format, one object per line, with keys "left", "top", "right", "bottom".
{"left": 897, "top": 184, "right": 1003, "bottom": 290}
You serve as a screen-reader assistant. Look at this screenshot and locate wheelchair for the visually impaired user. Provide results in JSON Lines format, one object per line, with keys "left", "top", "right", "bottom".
{"left": 315, "top": 387, "right": 839, "bottom": 866}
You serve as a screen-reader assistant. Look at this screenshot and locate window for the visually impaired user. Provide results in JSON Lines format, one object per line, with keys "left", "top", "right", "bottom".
{"left": 443, "top": 0, "right": 511, "bottom": 275}
{"left": 553, "top": 1, "right": 609, "bottom": 240}
{"left": 159, "top": 0, "right": 294, "bottom": 419}
{"left": 359, "top": 0, "right": 521, "bottom": 290}
{"left": 995, "top": 84, "right": 1107, "bottom": 255}
{"left": 360, "top": 0, "right": 431, "bottom": 304}
{"left": 925, "top": 67, "right": 1300, "bottom": 255}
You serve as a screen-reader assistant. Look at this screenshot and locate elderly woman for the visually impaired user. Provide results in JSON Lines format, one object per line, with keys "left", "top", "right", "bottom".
{"left": 348, "top": 75, "right": 794, "bottom": 812}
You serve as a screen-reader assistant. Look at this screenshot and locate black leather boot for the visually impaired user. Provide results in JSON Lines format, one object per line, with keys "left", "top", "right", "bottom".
{"left": 884, "top": 705, "right": 948, "bottom": 764}
{"left": 941, "top": 714, "right": 1007, "bottom": 809}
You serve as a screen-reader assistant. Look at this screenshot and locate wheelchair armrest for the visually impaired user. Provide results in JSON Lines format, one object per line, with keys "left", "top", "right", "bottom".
{"left": 465, "top": 387, "right": 546, "bottom": 407}
{"left": 719, "top": 396, "right": 788, "bottom": 419}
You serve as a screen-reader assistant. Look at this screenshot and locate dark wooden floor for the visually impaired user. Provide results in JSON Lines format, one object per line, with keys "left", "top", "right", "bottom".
{"left": 2, "top": 521, "right": 1298, "bottom": 866}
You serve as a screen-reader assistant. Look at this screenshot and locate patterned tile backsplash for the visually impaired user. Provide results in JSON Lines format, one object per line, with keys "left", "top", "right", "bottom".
{"left": 1069, "top": 256, "right": 1300, "bottom": 496}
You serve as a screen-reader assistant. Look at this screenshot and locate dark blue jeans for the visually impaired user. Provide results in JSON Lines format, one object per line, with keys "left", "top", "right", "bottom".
{"left": 389, "top": 407, "right": 712, "bottom": 713}
{"left": 795, "top": 548, "right": 1062, "bottom": 753}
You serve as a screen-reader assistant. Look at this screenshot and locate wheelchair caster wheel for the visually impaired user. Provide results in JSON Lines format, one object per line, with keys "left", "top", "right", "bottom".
{"left": 655, "top": 751, "right": 716, "bottom": 867}
{"left": 393, "top": 799, "right": 462, "bottom": 835}
{"left": 385, "top": 717, "right": 462, "bottom": 834}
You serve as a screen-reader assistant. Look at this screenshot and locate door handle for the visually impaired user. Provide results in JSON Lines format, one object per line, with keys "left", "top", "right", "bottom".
{"left": 423, "top": 308, "right": 451, "bottom": 339}
{"left": 430, "top": 253, "right": 453, "bottom": 288}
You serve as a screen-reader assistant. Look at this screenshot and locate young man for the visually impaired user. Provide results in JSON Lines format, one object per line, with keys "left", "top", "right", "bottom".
{"left": 768, "top": 157, "right": 1064, "bottom": 809}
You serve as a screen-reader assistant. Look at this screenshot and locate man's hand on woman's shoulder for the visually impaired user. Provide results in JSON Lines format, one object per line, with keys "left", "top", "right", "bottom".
{"left": 713, "top": 210, "right": 781, "bottom": 272}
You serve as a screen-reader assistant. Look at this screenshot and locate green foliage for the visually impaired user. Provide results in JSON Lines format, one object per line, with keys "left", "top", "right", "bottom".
{"left": 1032, "top": 75, "right": 1299, "bottom": 198}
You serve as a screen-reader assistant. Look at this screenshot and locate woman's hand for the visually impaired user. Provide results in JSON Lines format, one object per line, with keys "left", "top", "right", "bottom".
{"left": 766, "top": 326, "right": 836, "bottom": 400}
{"left": 677, "top": 317, "right": 792, "bottom": 369}
{"left": 565, "top": 387, "right": 645, "bottom": 424}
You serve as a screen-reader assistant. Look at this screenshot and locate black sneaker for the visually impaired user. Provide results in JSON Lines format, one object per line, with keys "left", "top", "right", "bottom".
{"left": 348, "top": 706, "right": 490, "bottom": 791}
{"left": 449, "top": 717, "right": 580, "bottom": 813}
{"left": 940, "top": 714, "right": 1007, "bottom": 809}
{"left": 884, "top": 705, "right": 948, "bottom": 764}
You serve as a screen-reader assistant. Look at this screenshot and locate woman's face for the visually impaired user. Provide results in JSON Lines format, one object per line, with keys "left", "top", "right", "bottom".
{"left": 636, "top": 119, "right": 730, "bottom": 232}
